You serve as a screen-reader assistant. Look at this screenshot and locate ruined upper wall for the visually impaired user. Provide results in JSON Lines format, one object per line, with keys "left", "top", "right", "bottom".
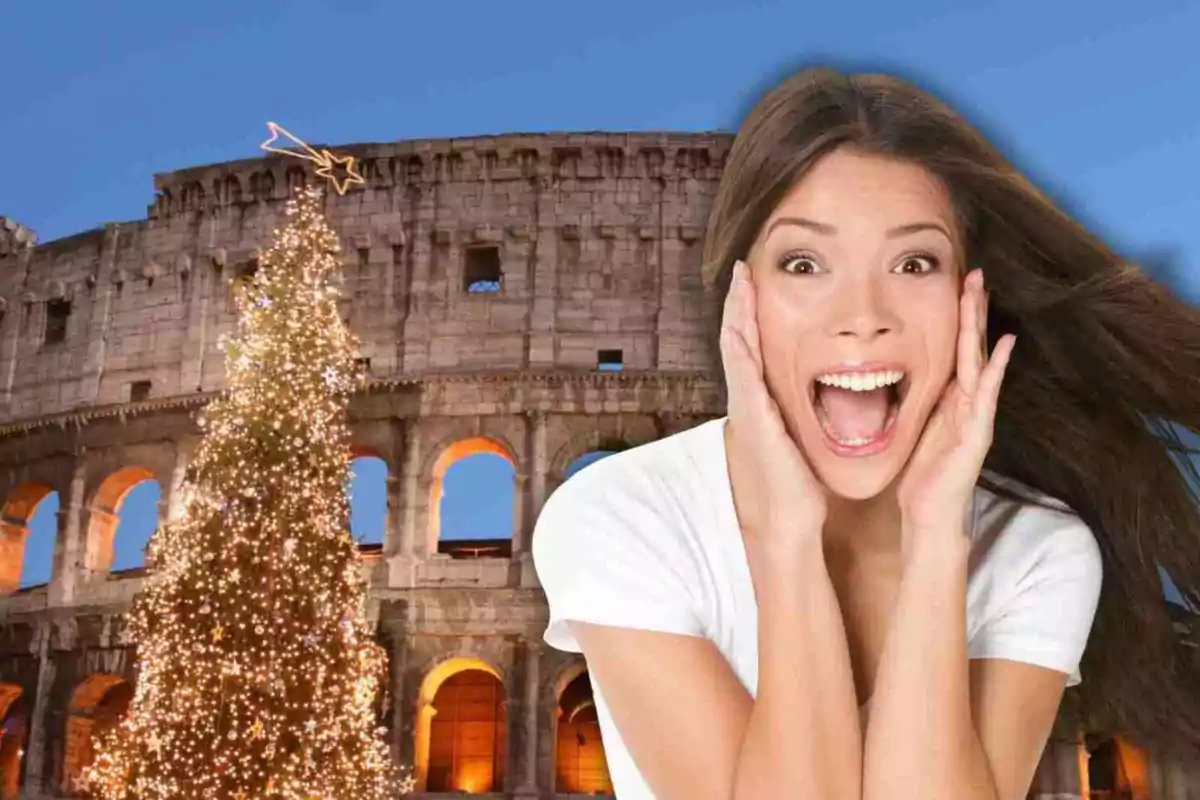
{"left": 0, "top": 218, "right": 37, "bottom": 258}
{"left": 0, "top": 131, "right": 735, "bottom": 424}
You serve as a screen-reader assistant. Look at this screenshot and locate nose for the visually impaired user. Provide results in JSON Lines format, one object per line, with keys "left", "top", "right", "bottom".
{"left": 823, "top": 274, "right": 901, "bottom": 341}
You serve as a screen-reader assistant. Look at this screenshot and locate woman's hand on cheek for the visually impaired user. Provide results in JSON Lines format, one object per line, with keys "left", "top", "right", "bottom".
{"left": 721, "top": 260, "right": 828, "bottom": 559}
{"left": 895, "top": 269, "right": 1016, "bottom": 557}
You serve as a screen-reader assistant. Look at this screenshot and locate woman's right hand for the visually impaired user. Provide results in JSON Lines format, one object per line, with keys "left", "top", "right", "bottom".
{"left": 720, "top": 259, "right": 828, "bottom": 553}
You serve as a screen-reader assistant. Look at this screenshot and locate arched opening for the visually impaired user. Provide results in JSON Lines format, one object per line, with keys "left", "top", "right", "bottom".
{"left": 0, "top": 483, "right": 58, "bottom": 594}
{"left": 564, "top": 450, "right": 620, "bottom": 481}
{"left": 413, "top": 657, "right": 507, "bottom": 794}
{"left": 1085, "top": 734, "right": 1151, "bottom": 799}
{"left": 87, "top": 468, "right": 162, "bottom": 576}
{"left": 62, "top": 675, "right": 132, "bottom": 795}
{"left": 0, "top": 683, "right": 26, "bottom": 800}
{"left": 348, "top": 455, "right": 388, "bottom": 550}
{"left": 555, "top": 669, "right": 612, "bottom": 795}
{"left": 430, "top": 438, "right": 515, "bottom": 560}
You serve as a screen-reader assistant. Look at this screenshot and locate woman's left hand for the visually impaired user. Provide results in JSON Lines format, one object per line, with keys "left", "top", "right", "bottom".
{"left": 896, "top": 268, "right": 1016, "bottom": 554}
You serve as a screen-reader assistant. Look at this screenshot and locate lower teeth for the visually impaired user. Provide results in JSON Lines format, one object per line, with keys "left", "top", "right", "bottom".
{"left": 837, "top": 435, "right": 874, "bottom": 447}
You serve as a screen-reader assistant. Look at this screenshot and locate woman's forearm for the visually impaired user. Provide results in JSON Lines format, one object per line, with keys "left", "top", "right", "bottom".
{"left": 862, "top": 533, "right": 998, "bottom": 800}
{"left": 733, "top": 536, "right": 863, "bottom": 800}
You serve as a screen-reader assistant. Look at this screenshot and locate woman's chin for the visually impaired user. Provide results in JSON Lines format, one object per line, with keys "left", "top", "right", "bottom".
{"left": 812, "top": 462, "right": 899, "bottom": 501}
{"left": 798, "top": 425, "right": 908, "bottom": 501}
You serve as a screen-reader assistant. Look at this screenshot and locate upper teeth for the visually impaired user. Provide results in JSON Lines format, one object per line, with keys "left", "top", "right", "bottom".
{"left": 815, "top": 370, "right": 904, "bottom": 392}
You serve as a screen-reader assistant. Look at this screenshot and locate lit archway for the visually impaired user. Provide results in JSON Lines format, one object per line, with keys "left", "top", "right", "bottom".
{"left": 555, "top": 669, "right": 612, "bottom": 794}
{"left": 0, "top": 483, "right": 58, "bottom": 594}
{"left": 62, "top": 674, "right": 132, "bottom": 795}
{"left": 429, "top": 438, "right": 516, "bottom": 559}
{"left": 0, "top": 683, "right": 26, "bottom": 800}
{"left": 87, "top": 468, "right": 162, "bottom": 575}
{"left": 1085, "top": 733, "right": 1151, "bottom": 799}
{"left": 413, "top": 657, "right": 507, "bottom": 794}
{"left": 348, "top": 455, "right": 388, "bottom": 547}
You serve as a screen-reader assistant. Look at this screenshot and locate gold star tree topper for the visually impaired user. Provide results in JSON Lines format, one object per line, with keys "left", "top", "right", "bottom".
{"left": 260, "top": 122, "right": 365, "bottom": 195}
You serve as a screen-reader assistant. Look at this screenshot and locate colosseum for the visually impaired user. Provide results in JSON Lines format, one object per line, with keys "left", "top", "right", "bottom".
{"left": 0, "top": 131, "right": 1197, "bottom": 799}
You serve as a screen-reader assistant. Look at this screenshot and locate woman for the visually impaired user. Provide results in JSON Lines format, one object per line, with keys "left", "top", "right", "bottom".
{"left": 532, "top": 65, "right": 1200, "bottom": 799}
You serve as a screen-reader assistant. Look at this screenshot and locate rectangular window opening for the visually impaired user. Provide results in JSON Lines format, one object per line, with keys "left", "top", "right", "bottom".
{"left": 597, "top": 349, "right": 623, "bottom": 371}
{"left": 130, "top": 380, "right": 152, "bottom": 402}
{"left": 45, "top": 299, "right": 71, "bottom": 345}
{"left": 464, "top": 246, "right": 502, "bottom": 293}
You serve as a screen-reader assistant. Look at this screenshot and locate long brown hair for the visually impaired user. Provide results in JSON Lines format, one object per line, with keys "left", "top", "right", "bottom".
{"left": 701, "top": 64, "right": 1200, "bottom": 761}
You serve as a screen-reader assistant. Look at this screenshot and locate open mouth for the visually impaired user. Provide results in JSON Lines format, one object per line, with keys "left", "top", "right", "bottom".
{"left": 809, "top": 368, "right": 909, "bottom": 454}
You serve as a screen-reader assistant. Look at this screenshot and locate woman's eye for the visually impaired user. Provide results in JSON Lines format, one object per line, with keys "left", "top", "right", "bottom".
{"left": 781, "top": 254, "right": 822, "bottom": 275}
{"left": 894, "top": 253, "right": 941, "bottom": 274}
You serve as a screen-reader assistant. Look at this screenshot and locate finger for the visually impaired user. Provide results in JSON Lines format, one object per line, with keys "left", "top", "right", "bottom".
{"left": 735, "top": 261, "right": 766, "bottom": 374}
{"left": 973, "top": 333, "right": 1016, "bottom": 435}
{"left": 721, "top": 261, "right": 745, "bottom": 344}
{"left": 957, "top": 270, "right": 983, "bottom": 395}
{"left": 721, "top": 324, "right": 788, "bottom": 440}
{"left": 978, "top": 271, "right": 989, "bottom": 352}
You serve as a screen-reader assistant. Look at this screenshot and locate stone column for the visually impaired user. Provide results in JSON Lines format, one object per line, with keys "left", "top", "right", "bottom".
{"left": 164, "top": 436, "right": 197, "bottom": 525}
{"left": 387, "top": 629, "right": 408, "bottom": 770}
{"left": 389, "top": 418, "right": 422, "bottom": 587}
{"left": 515, "top": 641, "right": 542, "bottom": 797}
{"left": 21, "top": 621, "right": 53, "bottom": 793}
{"left": 510, "top": 471, "right": 528, "bottom": 555}
{"left": 0, "top": 225, "right": 36, "bottom": 406}
{"left": 530, "top": 413, "right": 549, "bottom": 520}
{"left": 383, "top": 418, "right": 409, "bottom": 560}
{"left": 81, "top": 225, "right": 122, "bottom": 406}
{"left": 48, "top": 450, "right": 88, "bottom": 607}
{"left": 518, "top": 412, "right": 549, "bottom": 587}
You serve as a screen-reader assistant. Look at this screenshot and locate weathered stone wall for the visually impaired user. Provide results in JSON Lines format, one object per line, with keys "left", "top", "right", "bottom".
{"left": 0, "top": 133, "right": 731, "bottom": 427}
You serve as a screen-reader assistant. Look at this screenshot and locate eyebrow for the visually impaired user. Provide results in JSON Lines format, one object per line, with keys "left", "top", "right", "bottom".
{"left": 765, "top": 216, "right": 953, "bottom": 242}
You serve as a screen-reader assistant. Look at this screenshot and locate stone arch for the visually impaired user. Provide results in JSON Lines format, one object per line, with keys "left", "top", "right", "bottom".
{"left": 0, "top": 682, "right": 26, "bottom": 800}
{"left": 552, "top": 662, "right": 612, "bottom": 794}
{"left": 86, "top": 467, "right": 162, "bottom": 576}
{"left": 62, "top": 674, "right": 132, "bottom": 795}
{"left": 413, "top": 656, "right": 507, "bottom": 793}
{"left": 563, "top": 450, "right": 620, "bottom": 481}
{"left": 0, "top": 482, "right": 57, "bottom": 594}
{"left": 221, "top": 174, "right": 242, "bottom": 205}
{"left": 549, "top": 431, "right": 639, "bottom": 489}
{"left": 250, "top": 170, "right": 276, "bottom": 202}
{"left": 285, "top": 165, "right": 307, "bottom": 195}
{"left": 426, "top": 436, "right": 518, "bottom": 558}
{"left": 552, "top": 659, "right": 588, "bottom": 704}
{"left": 181, "top": 181, "right": 205, "bottom": 212}
{"left": 1085, "top": 733, "right": 1151, "bottom": 799}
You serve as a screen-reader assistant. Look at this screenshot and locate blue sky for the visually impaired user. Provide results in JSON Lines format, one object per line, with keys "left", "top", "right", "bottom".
{"left": 2, "top": 0, "right": 1198, "bottom": 597}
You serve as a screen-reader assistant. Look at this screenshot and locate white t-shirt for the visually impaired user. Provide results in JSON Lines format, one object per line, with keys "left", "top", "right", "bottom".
{"left": 532, "top": 417, "right": 1104, "bottom": 800}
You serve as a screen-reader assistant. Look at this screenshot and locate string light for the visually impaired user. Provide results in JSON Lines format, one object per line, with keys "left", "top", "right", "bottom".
{"left": 83, "top": 186, "right": 414, "bottom": 799}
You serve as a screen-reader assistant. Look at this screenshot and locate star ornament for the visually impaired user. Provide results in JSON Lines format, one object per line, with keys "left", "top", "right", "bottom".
{"left": 314, "top": 149, "right": 365, "bottom": 195}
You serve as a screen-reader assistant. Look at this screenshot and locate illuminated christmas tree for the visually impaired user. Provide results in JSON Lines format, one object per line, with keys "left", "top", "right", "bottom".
{"left": 84, "top": 185, "right": 412, "bottom": 799}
